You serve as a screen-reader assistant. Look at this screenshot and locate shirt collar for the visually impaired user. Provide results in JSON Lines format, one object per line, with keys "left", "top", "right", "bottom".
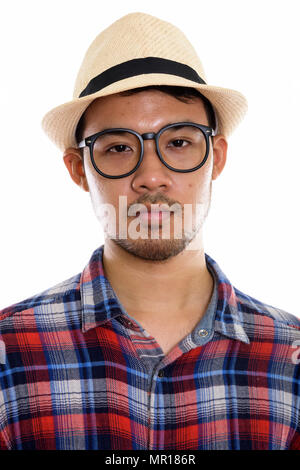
{"left": 205, "top": 254, "right": 250, "bottom": 344}
{"left": 80, "top": 245, "right": 250, "bottom": 344}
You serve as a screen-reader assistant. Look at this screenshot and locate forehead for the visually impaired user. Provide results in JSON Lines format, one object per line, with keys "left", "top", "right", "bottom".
{"left": 80, "top": 90, "right": 208, "bottom": 136}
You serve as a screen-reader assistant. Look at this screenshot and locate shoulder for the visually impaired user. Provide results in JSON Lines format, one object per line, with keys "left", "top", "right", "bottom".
{"left": 235, "top": 286, "right": 300, "bottom": 339}
{"left": 206, "top": 252, "right": 300, "bottom": 336}
{"left": 0, "top": 272, "right": 81, "bottom": 324}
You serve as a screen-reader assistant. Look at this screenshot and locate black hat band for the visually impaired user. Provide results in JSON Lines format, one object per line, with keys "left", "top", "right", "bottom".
{"left": 79, "top": 57, "right": 206, "bottom": 98}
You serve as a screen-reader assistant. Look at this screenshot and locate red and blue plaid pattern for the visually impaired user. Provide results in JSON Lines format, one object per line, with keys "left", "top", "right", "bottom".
{"left": 0, "top": 245, "right": 300, "bottom": 450}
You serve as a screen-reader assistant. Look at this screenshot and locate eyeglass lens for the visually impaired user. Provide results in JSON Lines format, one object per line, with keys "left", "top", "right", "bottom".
{"left": 91, "top": 125, "right": 207, "bottom": 177}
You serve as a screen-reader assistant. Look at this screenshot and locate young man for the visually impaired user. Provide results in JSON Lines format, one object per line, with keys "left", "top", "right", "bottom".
{"left": 0, "top": 13, "right": 299, "bottom": 450}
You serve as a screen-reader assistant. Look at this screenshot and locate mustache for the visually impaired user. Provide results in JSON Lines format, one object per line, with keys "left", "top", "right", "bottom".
{"left": 128, "top": 192, "right": 182, "bottom": 211}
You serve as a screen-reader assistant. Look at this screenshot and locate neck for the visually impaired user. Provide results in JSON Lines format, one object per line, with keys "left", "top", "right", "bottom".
{"left": 102, "top": 236, "right": 214, "bottom": 323}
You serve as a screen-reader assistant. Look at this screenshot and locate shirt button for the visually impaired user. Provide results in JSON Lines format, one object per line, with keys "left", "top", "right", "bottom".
{"left": 198, "top": 328, "right": 209, "bottom": 338}
{"left": 158, "top": 370, "right": 164, "bottom": 378}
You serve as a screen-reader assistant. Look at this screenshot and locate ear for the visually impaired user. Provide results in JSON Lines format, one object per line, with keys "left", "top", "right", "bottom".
{"left": 63, "top": 148, "right": 89, "bottom": 192}
{"left": 211, "top": 135, "right": 228, "bottom": 180}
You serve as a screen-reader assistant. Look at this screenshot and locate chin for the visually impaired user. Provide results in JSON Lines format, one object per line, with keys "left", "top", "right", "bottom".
{"left": 112, "top": 233, "right": 198, "bottom": 261}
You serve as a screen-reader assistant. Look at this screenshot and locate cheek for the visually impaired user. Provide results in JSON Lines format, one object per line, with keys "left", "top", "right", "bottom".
{"left": 193, "top": 156, "right": 213, "bottom": 197}
{"left": 184, "top": 170, "right": 211, "bottom": 202}
{"left": 86, "top": 173, "right": 123, "bottom": 231}
{"left": 85, "top": 162, "right": 130, "bottom": 210}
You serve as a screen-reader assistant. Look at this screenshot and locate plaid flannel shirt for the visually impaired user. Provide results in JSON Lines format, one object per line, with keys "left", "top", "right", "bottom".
{"left": 0, "top": 245, "right": 300, "bottom": 450}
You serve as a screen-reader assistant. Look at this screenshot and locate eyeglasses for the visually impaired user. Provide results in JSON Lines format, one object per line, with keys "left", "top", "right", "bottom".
{"left": 77, "top": 122, "right": 215, "bottom": 179}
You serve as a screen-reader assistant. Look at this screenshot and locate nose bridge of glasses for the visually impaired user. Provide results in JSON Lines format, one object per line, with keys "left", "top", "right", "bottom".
{"left": 141, "top": 132, "right": 156, "bottom": 141}
{"left": 140, "top": 131, "right": 161, "bottom": 162}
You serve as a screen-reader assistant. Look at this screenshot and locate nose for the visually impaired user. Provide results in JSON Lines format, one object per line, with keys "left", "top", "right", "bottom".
{"left": 131, "top": 139, "right": 173, "bottom": 194}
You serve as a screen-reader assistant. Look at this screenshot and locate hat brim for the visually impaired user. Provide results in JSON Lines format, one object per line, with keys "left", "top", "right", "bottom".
{"left": 41, "top": 73, "right": 248, "bottom": 152}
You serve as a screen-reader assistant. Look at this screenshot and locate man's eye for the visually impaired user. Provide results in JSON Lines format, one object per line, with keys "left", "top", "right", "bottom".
{"left": 168, "top": 139, "right": 189, "bottom": 148}
{"left": 108, "top": 144, "right": 131, "bottom": 152}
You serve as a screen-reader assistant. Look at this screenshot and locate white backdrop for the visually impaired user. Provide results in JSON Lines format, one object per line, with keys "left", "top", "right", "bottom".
{"left": 0, "top": 0, "right": 299, "bottom": 316}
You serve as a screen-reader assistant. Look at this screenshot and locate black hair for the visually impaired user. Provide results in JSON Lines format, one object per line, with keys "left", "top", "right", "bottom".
{"left": 75, "top": 85, "right": 216, "bottom": 144}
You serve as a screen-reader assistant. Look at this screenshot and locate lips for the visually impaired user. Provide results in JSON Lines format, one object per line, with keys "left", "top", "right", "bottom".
{"left": 134, "top": 204, "right": 172, "bottom": 226}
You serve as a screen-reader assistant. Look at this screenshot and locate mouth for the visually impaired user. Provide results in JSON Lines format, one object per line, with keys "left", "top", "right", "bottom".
{"left": 135, "top": 204, "right": 172, "bottom": 225}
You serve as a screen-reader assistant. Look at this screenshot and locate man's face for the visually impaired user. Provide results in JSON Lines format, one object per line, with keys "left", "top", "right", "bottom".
{"left": 64, "top": 90, "right": 227, "bottom": 260}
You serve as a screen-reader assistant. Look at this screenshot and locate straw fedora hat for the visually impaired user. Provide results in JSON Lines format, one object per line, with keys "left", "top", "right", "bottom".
{"left": 41, "top": 12, "right": 248, "bottom": 152}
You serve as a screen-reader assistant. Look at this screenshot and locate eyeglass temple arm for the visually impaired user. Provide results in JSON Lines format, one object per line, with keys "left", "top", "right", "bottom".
{"left": 78, "top": 139, "right": 89, "bottom": 149}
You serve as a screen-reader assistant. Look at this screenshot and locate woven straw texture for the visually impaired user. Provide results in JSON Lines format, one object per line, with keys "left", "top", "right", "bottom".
{"left": 42, "top": 12, "right": 248, "bottom": 151}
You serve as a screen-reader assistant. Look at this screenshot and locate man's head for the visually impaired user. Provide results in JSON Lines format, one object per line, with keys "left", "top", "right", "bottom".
{"left": 63, "top": 85, "right": 227, "bottom": 261}
{"left": 42, "top": 12, "right": 246, "bottom": 261}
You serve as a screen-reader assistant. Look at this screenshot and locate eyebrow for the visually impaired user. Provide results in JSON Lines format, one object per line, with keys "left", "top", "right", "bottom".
{"left": 165, "top": 125, "right": 193, "bottom": 131}
{"left": 95, "top": 120, "right": 197, "bottom": 135}
{"left": 163, "top": 120, "right": 195, "bottom": 127}
{"left": 99, "top": 130, "right": 134, "bottom": 136}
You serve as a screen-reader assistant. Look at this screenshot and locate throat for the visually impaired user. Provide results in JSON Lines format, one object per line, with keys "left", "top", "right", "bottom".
{"left": 128, "top": 300, "right": 212, "bottom": 355}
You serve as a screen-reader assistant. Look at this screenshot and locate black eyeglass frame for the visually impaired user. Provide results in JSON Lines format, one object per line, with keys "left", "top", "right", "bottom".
{"left": 77, "top": 122, "right": 216, "bottom": 179}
